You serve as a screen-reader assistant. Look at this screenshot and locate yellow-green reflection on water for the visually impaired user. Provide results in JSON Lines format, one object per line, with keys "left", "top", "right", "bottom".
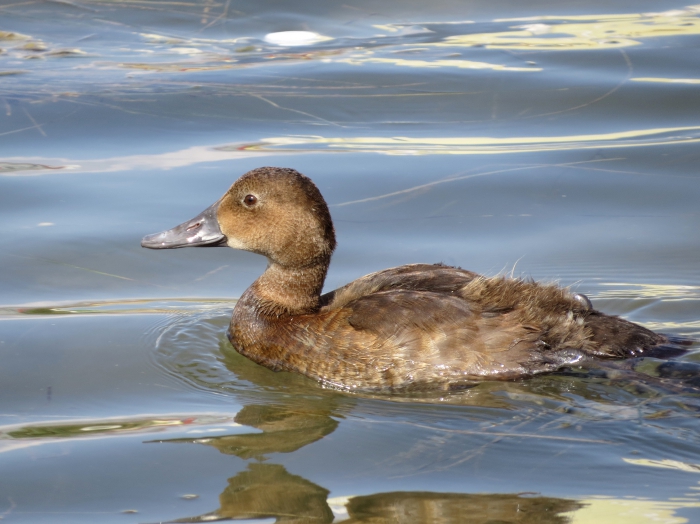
{"left": 94, "top": 5, "right": 700, "bottom": 75}
{"left": 596, "top": 283, "right": 700, "bottom": 300}
{"left": 0, "top": 298, "right": 233, "bottom": 318}
{"left": 9, "top": 413, "right": 698, "bottom": 524}
{"left": 623, "top": 458, "right": 700, "bottom": 473}
{"left": 339, "top": 54, "right": 541, "bottom": 72}
{"left": 0, "top": 414, "right": 237, "bottom": 441}
{"left": 0, "top": 31, "right": 31, "bottom": 41}
{"left": 210, "top": 481, "right": 700, "bottom": 524}
{"left": 10, "top": 122, "right": 700, "bottom": 177}
{"left": 234, "top": 125, "right": 700, "bottom": 155}
{"left": 0, "top": 144, "right": 267, "bottom": 176}
{"left": 564, "top": 497, "right": 700, "bottom": 524}
{"left": 632, "top": 77, "right": 700, "bottom": 84}
{"left": 431, "top": 6, "right": 700, "bottom": 50}
{"left": 119, "top": 62, "right": 238, "bottom": 72}
{"left": 1, "top": 0, "right": 699, "bottom": 519}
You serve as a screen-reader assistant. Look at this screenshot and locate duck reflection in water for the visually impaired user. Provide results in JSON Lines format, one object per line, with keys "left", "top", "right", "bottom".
{"left": 150, "top": 379, "right": 585, "bottom": 524}
{"left": 168, "top": 462, "right": 582, "bottom": 524}
{"left": 142, "top": 167, "right": 689, "bottom": 392}
{"left": 153, "top": 402, "right": 338, "bottom": 460}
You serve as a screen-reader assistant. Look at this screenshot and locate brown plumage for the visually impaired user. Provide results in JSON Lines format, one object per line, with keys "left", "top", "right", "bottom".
{"left": 142, "top": 167, "right": 672, "bottom": 392}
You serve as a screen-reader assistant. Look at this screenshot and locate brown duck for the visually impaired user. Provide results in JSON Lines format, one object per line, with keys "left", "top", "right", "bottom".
{"left": 142, "top": 167, "right": 672, "bottom": 392}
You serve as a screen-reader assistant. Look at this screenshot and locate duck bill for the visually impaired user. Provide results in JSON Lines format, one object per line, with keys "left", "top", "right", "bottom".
{"left": 141, "top": 200, "right": 227, "bottom": 249}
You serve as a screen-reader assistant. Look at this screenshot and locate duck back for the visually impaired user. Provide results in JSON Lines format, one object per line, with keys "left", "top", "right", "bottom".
{"left": 228, "top": 263, "right": 669, "bottom": 391}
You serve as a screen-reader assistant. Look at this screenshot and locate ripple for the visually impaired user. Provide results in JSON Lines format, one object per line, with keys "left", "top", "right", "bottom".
{"left": 143, "top": 301, "right": 319, "bottom": 402}
{"left": 595, "top": 282, "right": 700, "bottom": 301}
{"left": 0, "top": 162, "right": 66, "bottom": 175}
{"left": 149, "top": 307, "right": 235, "bottom": 395}
{"left": 11, "top": 296, "right": 696, "bottom": 442}
{"left": 0, "top": 298, "right": 235, "bottom": 318}
{"left": 458, "top": 6, "right": 700, "bottom": 50}
{"left": 0, "top": 413, "right": 249, "bottom": 455}
{"left": 228, "top": 125, "right": 700, "bottom": 156}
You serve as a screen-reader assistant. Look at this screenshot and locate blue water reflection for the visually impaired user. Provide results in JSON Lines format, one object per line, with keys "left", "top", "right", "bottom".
{"left": 1, "top": 0, "right": 699, "bottom": 522}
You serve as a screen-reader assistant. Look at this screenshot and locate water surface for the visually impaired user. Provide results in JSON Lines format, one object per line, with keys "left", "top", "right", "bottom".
{"left": 1, "top": 0, "right": 699, "bottom": 522}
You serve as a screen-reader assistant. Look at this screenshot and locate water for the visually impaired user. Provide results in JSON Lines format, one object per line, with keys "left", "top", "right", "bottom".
{"left": 1, "top": 0, "right": 700, "bottom": 522}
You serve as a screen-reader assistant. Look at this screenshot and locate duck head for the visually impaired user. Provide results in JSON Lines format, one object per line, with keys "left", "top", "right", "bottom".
{"left": 141, "top": 167, "right": 337, "bottom": 269}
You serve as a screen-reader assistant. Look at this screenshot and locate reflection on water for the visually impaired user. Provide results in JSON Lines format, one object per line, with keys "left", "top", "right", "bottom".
{"left": 5, "top": 4, "right": 700, "bottom": 77}
{"left": 623, "top": 457, "right": 700, "bottom": 473}
{"left": 338, "top": 491, "right": 581, "bottom": 524}
{"left": 10, "top": 394, "right": 694, "bottom": 524}
{"left": 188, "top": 463, "right": 334, "bottom": 523}
{"left": 0, "top": 298, "right": 235, "bottom": 318}
{"left": 3, "top": 306, "right": 699, "bottom": 521}
{"left": 176, "top": 464, "right": 582, "bottom": 524}
{"left": 595, "top": 283, "right": 700, "bottom": 301}
{"left": 230, "top": 125, "right": 700, "bottom": 155}
{"left": 338, "top": 54, "right": 542, "bottom": 72}
{"left": 434, "top": 6, "right": 700, "bottom": 50}
{"left": 3, "top": 3, "right": 700, "bottom": 165}
{"left": 1, "top": 0, "right": 700, "bottom": 521}
{"left": 3, "top": 125, "right": 700, "bottom": 176}
{"left": 155, "top": 403, "right": 339, "bottom": 460}
{"left": 4, "top": 396, "right": 699, "bottom": 523}
{"left": 632, "top": 77, "right": 700, "bottom": 84}
{"left": 1, "top": 414, "right": 236, "bottom": 441}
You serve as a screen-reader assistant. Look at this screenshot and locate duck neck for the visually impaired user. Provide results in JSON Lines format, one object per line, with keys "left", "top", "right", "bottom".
{"left": 246, "top": 258, "right": 330, "bottom": 317}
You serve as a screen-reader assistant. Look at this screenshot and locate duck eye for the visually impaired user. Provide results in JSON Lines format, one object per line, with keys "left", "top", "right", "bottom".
{"left": 243, "top": 194, "right": 258, "bottom": 206}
